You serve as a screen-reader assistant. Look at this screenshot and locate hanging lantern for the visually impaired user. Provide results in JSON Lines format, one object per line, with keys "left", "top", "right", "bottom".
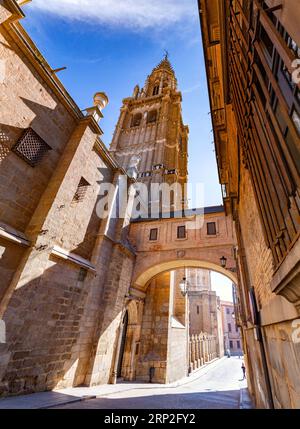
{"left": 220, "top": 256, "right": 227, "bottom": 268}
{"left": 179, "top": 276, "right": 188, "bottom": 296}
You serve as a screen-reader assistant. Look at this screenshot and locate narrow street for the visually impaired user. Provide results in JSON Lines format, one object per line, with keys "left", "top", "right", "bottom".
{"left": 54, "top": 357, "right": 252, "bottom": 409}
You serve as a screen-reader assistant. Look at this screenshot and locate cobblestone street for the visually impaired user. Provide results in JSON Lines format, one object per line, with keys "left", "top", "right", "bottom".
{"left": 54, "top": 357, "right": 252, "bottom": 409}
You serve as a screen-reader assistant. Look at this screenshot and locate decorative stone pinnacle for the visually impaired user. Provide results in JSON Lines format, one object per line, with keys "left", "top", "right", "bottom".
{"left": 84, "top": 92, "right": 109, "bottom": 123}
{"left": 93, "top": 92, "right": 109, "bottom": 111}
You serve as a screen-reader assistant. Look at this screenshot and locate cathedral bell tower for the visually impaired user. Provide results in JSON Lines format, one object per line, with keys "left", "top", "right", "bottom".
{"left": 109, "top": 55, "right": 189, "bottom": 213}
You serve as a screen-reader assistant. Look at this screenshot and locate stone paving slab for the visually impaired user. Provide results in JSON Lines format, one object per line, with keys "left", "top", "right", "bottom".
{"left": 0, "top": 391, "right": 84, "bottom": 409}
{"left": 0, "top": 357, "right": 238, "bottom": 409}
{"left": 53, "top": 357, "right": 250, "bottom": 409}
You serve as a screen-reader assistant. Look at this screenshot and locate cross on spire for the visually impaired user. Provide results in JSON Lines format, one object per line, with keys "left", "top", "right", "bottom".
{"left": 164, "top": 50, "right": 169, "bottom": 60}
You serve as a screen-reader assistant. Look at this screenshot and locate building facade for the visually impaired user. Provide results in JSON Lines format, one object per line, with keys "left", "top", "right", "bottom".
{"left": 188, "top": 270, "right": 224, "bottom": 357}
{"left": 0, "top": 0, "right": 237, "bottom": 396}
{"left": 124, "top": 208, "right": 235, "bottom": 383}
{"left": 200, "top": 0, "right": 300, "bottom": 409}
{"left": 221, "top": 300, "right": 242, "bottom": 355}
{"left": 0, "top": 0, "right": 136, "bottom": 395}
{"left": 109, "top": 59, "right": 232, "bottom": 383}
{"left": 1, "top": 0, "right": 299, "bottom": 407}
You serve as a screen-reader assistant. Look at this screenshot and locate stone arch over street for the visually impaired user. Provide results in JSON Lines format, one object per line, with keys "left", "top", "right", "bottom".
{"left": 111, "top": 207, "right": 239, "bottom": 384}
{"left": 128, "top": 206, "right": 237, "bottom": 298}
{"left": 118, "top": 258, "right": 237, "bottom": 385}
{"left": 131, "top": 259, "right": 237, "bottom": 296}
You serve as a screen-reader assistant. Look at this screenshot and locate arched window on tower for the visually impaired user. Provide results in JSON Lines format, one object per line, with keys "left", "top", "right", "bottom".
{"left": 147, "top": 110, "right": 158, "bottom": 124}
{"left": 131, "top": 113, "right": 142, "bottom": 127}
{"left": 152, "top": 85, "right": 160, "bottom": 96}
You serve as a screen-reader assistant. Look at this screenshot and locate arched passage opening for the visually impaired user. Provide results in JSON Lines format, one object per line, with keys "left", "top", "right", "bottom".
{"left": 131, "top": 259, "right": 237, "bottom": 294}
{"left": 116, "top": 260, "right": 239, "bottom": 385}
{"left": 115, "top": 299, "right": 143, "bottom": 382}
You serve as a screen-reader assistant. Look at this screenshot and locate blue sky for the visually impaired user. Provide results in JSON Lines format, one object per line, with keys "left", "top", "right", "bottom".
{"left": 22, "top": 0, "right": 222, "bottom": 207}
{"left": 21, "top": 0, "right": 230, "bottom": 298}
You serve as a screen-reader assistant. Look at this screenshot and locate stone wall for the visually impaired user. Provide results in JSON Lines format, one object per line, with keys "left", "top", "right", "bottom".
{"left": 167, "top": 326, "right": 188, "bottom": 383}
{"left": 0, "top": 14, "right": 76, "bottom": 235}
{"left": 166, "top": 271, "right": 188, "bottom": 383}
{"left": 221, "top": 301, "right": 242, "bottom": 355}
{"left": 189, "top": 291, "right": 218, "bottom": 335}
{"left": 235, "top": 152, "right": 300, "bottom": 408}
{"left": 200, "top": 0, "right": 300, "bottom": 409}
{"left": 135, "top": 273, "right": 170, "bottom": 383}
{"left": 134, "top": 270, "right": 189, "bottom": 385}
{"left": 0, "top": 3, "right": 135, "bottom": 396}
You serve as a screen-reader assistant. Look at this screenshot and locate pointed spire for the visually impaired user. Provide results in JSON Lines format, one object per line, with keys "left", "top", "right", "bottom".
{"left": 153, "top": 52, "right": 175, "bottom": 74}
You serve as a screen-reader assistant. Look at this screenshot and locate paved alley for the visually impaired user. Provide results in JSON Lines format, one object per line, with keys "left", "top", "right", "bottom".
{"left": 53, "top": 357, "right": 252, "bottom": 409}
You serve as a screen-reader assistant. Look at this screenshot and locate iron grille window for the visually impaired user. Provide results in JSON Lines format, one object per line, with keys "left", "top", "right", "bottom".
{"left": 229, "top": 341, "right": 233, "bottom": 349}
{"left": 177, "top": 226, "right": 186, "bottom": 239}
{"left": 149, "top": 228, "right": 158, "bottom": 241}
{"left": 237, "top": 341, "right": 241, "bottom": 349}
{"left": 73, "top": 177, "right": 90, "bottom": 203}
{"left": 228, "top": 323, "right": 232, "bottom": 333}
{"left": 207, "top": 222, "right": 217, "bottom": 235}
{"left": 12, "top": 128, "right": 51, "bottom": 167}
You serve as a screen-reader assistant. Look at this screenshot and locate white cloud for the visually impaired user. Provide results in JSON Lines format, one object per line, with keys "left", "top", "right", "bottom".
{"left": 30, "top": 0, "right": 195, "bottom": 30}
